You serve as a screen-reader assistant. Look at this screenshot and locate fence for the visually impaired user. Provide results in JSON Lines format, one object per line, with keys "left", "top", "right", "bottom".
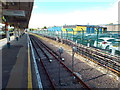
{"left": 30, "top": 29, "right": 120, "bottom": 56}
{"left": 31, "top": 30, "right": 119, "bottom": 45}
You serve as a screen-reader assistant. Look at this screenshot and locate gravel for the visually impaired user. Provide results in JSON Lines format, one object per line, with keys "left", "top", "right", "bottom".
{"left": 35, "top": 34, "right": 120, "bottom": 88}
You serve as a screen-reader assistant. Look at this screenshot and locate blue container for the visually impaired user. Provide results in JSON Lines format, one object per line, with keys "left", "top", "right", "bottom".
{"left": 91, "top": 27, "right": 95, "bottom": 33}
{"left": 86, "top": 27, "right": 90, "bottom": 34}
{"left": 48, "top": 26, "right": 62, "bottom": 31}
{"left": 99, "top": 28, "right": 102, "bottom": 33}
{"left": 48, "top": 27, "right": 52, "bottom": 31}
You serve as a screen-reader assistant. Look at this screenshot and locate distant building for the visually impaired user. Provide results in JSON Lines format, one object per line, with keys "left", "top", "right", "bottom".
{"left": 101, "top": 24, "right": 120, "bottom": 32}
{"left": 62, "top": 25, "right": 106, "bottom": 34}
{"left": 47, "top": 25, "right": 106, "bottom": 35}
{"left": 47, "top": 26, "right": 62, "bottom": 31}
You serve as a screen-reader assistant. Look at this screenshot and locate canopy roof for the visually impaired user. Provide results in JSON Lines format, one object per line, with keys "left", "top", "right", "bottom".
{"left": 2, "top": 1, "right": 34, "bottom": 29}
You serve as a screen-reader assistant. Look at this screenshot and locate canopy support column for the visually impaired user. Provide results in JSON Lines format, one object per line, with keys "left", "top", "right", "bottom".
{"left": 5, "top": 23, "right": 10, "bottom": 48}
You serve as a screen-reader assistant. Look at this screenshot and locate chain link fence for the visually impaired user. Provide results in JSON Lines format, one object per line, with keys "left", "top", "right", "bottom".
{"left": 30, "top": 30, "right": 120, "bottom": 56}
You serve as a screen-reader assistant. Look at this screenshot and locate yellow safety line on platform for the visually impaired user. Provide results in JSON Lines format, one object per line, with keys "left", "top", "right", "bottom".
{"left": 28, "top": 43, "right": 32, "bottom": 89}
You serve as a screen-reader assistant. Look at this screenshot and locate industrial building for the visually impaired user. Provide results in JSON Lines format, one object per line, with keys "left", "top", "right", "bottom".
{"left": 47, "top": 25, "right": 107, "bottom": 35}
{"left": 102, "top": 24, "right": 120, "bottom": 32}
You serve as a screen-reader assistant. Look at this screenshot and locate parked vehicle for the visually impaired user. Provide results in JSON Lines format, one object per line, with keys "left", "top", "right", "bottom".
{"left": 109, "top": 39, "right": 120, "bottom": 55}
{"left": 74, "top": 33, "right": 119, "bottom": 47}
{"left": 93, "top": 37, "right": 115, "bottom": 49}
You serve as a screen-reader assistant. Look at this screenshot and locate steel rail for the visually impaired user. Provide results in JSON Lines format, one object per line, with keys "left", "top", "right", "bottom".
{"left": 35, "top": 34, "right": 120, "bottom": 76}
{"left": 76, "top": 46, "right": 120, "bottom": 74}
{"left": 30, "top": 37, "right": 56, "bottom": 89}
{"left": 60, "top": 38, "right": 120, "bottom": 74}
{"left": 31, "top": 35, "right": 91, "bottom": 90}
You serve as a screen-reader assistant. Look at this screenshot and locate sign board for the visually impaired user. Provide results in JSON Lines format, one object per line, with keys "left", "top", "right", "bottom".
{"left": 2, "top": 16, "right": 6, "bottom": 22}
{"left": 3, "top": 9, "right": 25, "bottom": 16}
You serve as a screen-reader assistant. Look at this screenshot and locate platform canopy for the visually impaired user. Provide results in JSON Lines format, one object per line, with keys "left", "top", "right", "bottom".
{"left": 1, "top": 0, "right": 34, "bottom": 29}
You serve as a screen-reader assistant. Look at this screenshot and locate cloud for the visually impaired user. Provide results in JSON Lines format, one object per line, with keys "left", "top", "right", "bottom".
{"left": 29, "top": 1, "right": 119, "bottom": 28}
{"left": 35, "top": 0, "right": 117, "bottom": 2}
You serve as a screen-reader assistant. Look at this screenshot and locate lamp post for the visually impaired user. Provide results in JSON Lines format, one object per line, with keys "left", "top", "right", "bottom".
{"left": 66, "top": 29, "right": 68, "bottom": 40}
{"left": 87, "top": 39, "right": 90, "bottom": 47}
{"left": 96, "top": 28, "right": 99, "bottom": 47}
{"left": 58, "top": 47, "right": 64, "bottom": 85}
{"left": 72, "top": 29, "right": 74, "bottom": 41}
{"left": 61, "top": 30, "right": 63, "bottom": 43}
{"left": 81, "top": 28, "right": 84, "bottom": 44}
{"left": 5, "top": 22, "right": 10, "bottom": 48}
{"left": 72, "top": 47, "right": 77, "bottom": 72}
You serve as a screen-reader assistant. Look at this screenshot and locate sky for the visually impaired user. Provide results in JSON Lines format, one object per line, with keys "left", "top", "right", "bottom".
{"left": 29, "top": 0, "right": 119, "bottom": 28}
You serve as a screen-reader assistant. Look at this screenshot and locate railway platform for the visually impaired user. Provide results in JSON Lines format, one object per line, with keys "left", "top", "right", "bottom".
{"left": 1, "top": 33, "right": 32, "bottom": 89}
{"left": 1, "top": 33, "right": 120, "bottom": 89}
{"left": 29, "top": 33, "right": 120, "bottom": 89}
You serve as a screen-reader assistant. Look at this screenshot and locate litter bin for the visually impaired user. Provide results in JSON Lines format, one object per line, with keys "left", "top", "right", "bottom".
{"left": 7, "top": 42, "right": 10, "bottom": 48}
{"left": 16, "top": 37, "right": 18, "bottom": 41}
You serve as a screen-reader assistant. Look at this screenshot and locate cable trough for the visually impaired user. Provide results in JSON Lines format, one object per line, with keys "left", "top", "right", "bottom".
{"left": 29, "top": 35, "right": 91, "bottom": 89}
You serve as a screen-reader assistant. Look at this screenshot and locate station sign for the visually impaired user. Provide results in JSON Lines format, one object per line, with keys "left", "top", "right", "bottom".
{"left": 3, "top": 9, "right": 25, "bottom": 17}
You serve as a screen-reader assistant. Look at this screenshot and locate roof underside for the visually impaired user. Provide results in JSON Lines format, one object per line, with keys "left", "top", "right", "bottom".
{"left": 2, "top": 1, "right": 34, "bottom": 29}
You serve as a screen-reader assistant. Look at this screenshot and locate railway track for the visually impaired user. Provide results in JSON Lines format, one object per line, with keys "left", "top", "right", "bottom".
{"left": 63, "top": 39, "right": 120, "bottom": 75}
{"left": 29, "top": 35, "right": 91, "bottom": 89}
{"left": 36, "top": 34, "right": 120, "bottom": 76}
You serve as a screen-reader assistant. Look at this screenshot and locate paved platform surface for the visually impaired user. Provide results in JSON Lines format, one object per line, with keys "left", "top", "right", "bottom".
{"left": 2, "top": 34, "right": 28, "bottom": 89}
